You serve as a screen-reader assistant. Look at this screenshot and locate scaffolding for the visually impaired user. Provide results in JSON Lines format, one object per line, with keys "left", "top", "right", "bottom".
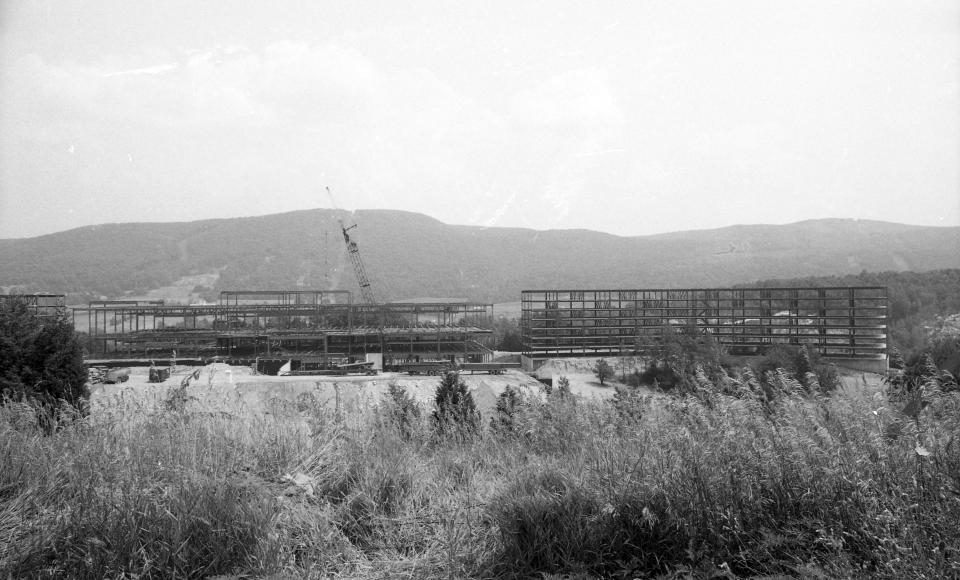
{"left": 521, "top": 287, "right": 887, "bottom": 360}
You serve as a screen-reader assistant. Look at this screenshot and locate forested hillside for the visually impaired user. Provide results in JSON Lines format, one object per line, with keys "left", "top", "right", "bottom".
{"left": 1, "top": 210, "right": 959, "bottom": 304}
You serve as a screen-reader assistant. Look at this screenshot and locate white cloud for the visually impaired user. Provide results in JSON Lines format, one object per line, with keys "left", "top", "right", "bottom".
{"left": 0, "top": 0, "right": 957, "bottom": 238}
{"left": 0, "top": 42, "right": 521, "bottom": 235}
{"left": 102, "top": 63, "right": 180, "bottom": 77}
{"left": 510, "top": 68, "right": 622, "bottom": 128}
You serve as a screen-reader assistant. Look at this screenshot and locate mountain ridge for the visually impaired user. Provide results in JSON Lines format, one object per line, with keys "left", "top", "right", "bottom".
{"left": 5, "top": 212, "right": 949, "bottom": 244}
{"left": 1, "top": 209, "right": 958, "bottom": 303}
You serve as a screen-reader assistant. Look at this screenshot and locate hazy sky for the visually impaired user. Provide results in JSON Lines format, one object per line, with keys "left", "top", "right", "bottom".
{"left": 1, "top": 0, "right": 957, "bottom": 239}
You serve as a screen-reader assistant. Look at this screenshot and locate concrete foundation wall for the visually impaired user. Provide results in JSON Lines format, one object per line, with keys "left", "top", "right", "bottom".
{"left": 520, "top": 354, "right": 540, "bottom": 373}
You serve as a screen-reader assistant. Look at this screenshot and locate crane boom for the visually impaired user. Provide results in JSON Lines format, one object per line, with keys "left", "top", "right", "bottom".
{"left": 326, "top": 187, "right": 377, "bottom": 304}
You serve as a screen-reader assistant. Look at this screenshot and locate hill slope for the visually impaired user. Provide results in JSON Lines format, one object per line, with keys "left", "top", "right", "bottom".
{"left": 1, "top": 211, "right": 958, "bottom": 303}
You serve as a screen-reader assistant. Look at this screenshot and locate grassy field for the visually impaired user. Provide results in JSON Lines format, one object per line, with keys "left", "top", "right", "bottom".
{"left": 2, "top": 368, "right": 959, "bottom": 579}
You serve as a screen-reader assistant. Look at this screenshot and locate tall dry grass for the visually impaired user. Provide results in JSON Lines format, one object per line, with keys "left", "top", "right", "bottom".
{"left": 1, "top": 372, "right": 958, "bottom": 578}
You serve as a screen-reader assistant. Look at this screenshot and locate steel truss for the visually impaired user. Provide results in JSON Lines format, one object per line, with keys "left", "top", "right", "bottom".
{"left": 521, "top": 287, "right": 887, "bottom": 360}
{"left": 73, "top": 291, "right": 493, "bottom": 362}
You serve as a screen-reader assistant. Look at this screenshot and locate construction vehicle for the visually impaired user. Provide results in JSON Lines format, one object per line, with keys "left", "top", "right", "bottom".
{"left": 389, "top": 360, "right": 521, "bottom": 375}
{"left": 87, "top": 366, "right": 107, "bottom": 384}
{"left": 457, "top": 362, "right": 521, "bottom": 375}
{"left": 328, "top": 360, "right": 377, "bottom": 375}
{"left": 280, "top": 360, "right": 377, "bottom": 376}
{"left": 148, "top": 366, "right": 171, "bottom": 383}
{"left": 104, "top": 367, "right": 131, "bottom": 384}
{"left": 326, "top": 187, "right": 376, "bottom": 304}
{"left": 391, "top": 360, "right": 455, "bottom": 376}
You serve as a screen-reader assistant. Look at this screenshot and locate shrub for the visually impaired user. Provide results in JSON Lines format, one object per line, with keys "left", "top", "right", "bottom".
{"left": 624, "top": 368, "right": 644, "bottom": 388}
{"left": 490, "top": 469, "right": 605, "bottom": 576}
{"left": 490, "top": 382, "right": 960, "bottom": 578}
{"left": 611, "top": 385, "right": 645, "bottom": 428}
{"left": 0, "top": 402, "right": 291, "bottom": 578}
{"left": 491, "top": 385, "right": 522, "bottom": 433}
{"left": 593, "top": 359, "right": 613, "bottom": 385}
{"left": 432, "top": 371, "right": 480, "bottom": 436}
{"left": 0, "top": 297, "right": 88, "bottom": 425}
{"left": 636, "top": 326, "right": 729, "bottom": 392}
{"left": 385, "top": 381, "right": 422, "bottom": 440}
{"left": 6, "top": 332, "right": 960, "bottom": 578}
{"left": 926, "top": 316, "right": 960, "bottom": 378}
{"left": 636, "top": 361, "right": 681, "bottom": 390}
{"left": 887, "top": 351, "right": 958, "bottom": 400}
{"left": 756, "top": 344, "right": 840, "bottom": 392}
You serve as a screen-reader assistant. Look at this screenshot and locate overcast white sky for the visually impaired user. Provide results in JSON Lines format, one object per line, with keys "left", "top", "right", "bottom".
{"left": 1, "top": 0, "right": 957, "bottom": 239}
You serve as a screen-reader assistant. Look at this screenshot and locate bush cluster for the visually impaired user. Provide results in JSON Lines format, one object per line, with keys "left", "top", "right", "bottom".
{"left": 0, "top": 297, "right": 88, "bottom": 425}
{"left": 3, "top": 356, "right": 959, "bottom": 578}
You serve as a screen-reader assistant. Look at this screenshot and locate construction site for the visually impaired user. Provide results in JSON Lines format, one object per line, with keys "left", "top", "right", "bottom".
{"left": 72, "top": 198, "right": 500, "bottom": 372}
{"left": 36, "top": 284, "right": 891, "bottom": 375}
{"left": 75, "top": 290, "right": 495, "bottom": 371}
{"left": 5, "top": 192, "right": 889, "bottom": 375}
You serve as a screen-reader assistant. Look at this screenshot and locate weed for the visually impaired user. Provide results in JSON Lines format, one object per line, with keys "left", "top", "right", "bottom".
{"left": 2, "top": 359, "right": 959, "bottom": 578}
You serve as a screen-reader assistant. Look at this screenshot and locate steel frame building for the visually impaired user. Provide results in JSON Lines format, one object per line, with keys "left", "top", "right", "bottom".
{"left": 521, "top": 287, "right": 887, "bottom": 364}
{"left": 219, "top": 290, "right": 351, "bottom": 306}
{"left": 74, "top": 290, "right": 493, "bottom": 364}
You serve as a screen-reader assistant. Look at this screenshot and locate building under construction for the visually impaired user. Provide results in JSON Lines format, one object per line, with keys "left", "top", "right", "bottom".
{"left": 75, "top": 290, "right": 494, "bottom": 367}
{"left": 1, "top": 203, "right": 890, "bottom": 374}
{"left": 521, "top": 287, "right": 888, "bottom": 371}
{"left": 71, "top": 200, "right": 498, "bottom": 369}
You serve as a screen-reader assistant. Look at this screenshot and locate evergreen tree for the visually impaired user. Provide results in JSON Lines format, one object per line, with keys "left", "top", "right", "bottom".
{"left": 0, "top": 297, "right": 88, "bottom": 414}
{"left": 432, "top": 371, "right": 480, "bottom": 436}
{"left": 491, "top": 385, "right": 521, "bottom": 433}
{"left": 920, "top": 353, "right": 940, "bottom": 379}
{"left": 386, "top": 382, "right": 422, "bottom": 441}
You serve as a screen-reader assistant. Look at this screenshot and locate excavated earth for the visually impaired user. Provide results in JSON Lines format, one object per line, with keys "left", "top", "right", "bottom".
{"left": 89, "top": 363, "right": 605, "bottom": 419}
{"left": 89, "top": 357, "right": 881, "bottom": 424}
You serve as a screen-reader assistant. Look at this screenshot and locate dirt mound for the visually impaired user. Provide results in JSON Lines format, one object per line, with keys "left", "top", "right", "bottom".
{"left": 90, "top": 364, "right": 546, "bottom": 417}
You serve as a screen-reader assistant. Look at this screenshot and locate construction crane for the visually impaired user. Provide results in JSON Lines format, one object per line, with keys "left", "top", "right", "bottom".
{"left": 326, "top": 187, "right": 377, "bottom": 305}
